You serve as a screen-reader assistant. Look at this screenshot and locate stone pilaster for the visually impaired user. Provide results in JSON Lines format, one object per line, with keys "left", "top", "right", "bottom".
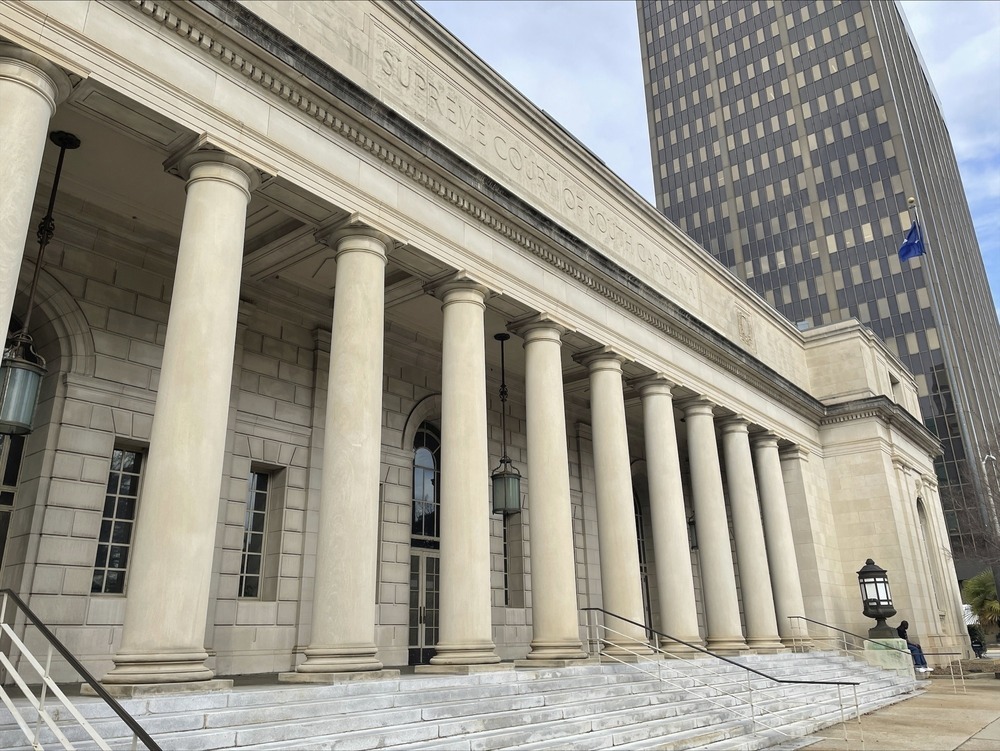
{"left": 0, "top": 44, "right": 72, "bottom": 342}
{"left": 681, "top": 398, "right": 746, "bottom": 653}
{"left": 105, "top": 150, "right": 259, "bottom": 684}
{"left": 634, "top": 376, "right": 703, "bottom": 653}
{"left": 720, "top": 418, "right": 782, "bottom": 651}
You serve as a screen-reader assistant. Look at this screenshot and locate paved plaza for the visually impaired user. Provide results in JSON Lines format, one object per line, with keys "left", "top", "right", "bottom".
{"left": 807, "top": 671, "right": 1000, "bottom": 751}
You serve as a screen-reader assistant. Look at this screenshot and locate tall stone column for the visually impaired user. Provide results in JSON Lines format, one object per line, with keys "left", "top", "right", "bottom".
{"left": 106, "top": 150, "right": 258, "bottom": 685}
{"left": 720, "top": 418, "right": 783, "bottom": 651}
{"left": 0, "top": 44, "right": 71, "bottom": 342}
{"left": 430, "top": 279, "right": 499, "bottom": 666}
{"left": 519, "top": 319, "right": 586, "bottom": 660}
{"left": 682, "top": 398, "right": 746, "bottom": 653}
{"left": 294, "top": 227, "right": 389, "bottom": 674}
{"left": 581, "top": 351, "right": 649, "bottom": 653}
{"left": 752, "top": 433, "right": 808, "bottom": 645}
{"left": 635, "top": 376, "right": 702, "bottom": 652}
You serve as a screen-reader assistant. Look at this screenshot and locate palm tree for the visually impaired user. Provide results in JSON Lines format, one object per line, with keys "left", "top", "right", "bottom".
{"left": 963, "top": 570, "right": 1000, "bottom": 641}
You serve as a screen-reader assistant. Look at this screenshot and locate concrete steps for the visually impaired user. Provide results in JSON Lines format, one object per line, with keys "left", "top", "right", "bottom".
{"left": 0, "top": 651, "right": 923, "bottom": 750}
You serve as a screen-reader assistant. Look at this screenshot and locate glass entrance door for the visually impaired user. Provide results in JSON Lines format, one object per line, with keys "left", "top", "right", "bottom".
{"left": 408, "top": 551, "right": 440, "bottom": 665}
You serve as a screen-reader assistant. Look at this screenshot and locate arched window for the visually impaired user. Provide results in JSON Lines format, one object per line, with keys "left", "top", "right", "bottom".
{"left": 411, "top": 422, "right": 441, "bottom": 547}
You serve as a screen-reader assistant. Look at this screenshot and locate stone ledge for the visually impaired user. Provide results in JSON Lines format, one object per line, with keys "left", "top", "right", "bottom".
{"left": 82, "top": 678, "right": 234, "bottom": 698}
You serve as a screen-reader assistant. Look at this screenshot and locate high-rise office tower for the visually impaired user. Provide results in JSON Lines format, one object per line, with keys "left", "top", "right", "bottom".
{"left": 638, "top": 0, "right": 1000, "bottom": 579}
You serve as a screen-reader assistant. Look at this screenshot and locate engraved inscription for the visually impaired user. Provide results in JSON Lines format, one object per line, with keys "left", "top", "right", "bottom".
{"left": 737, "top": 308, "right": 756, "bottom": 353}
{"left": 371, "top": 23, "right": 700, "bottom": 311}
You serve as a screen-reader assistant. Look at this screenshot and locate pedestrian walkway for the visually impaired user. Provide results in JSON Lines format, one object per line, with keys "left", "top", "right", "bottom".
{"left": 803, "top": 675, "right": 1000, "bottom": 750}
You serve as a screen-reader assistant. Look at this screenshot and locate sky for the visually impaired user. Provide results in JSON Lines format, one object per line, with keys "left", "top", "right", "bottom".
{"left": 418, "top": 0, "right": 1000, "bottom": 314}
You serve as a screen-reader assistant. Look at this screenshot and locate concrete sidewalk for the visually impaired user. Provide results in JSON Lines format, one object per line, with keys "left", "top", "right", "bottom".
{"left": 803, "top": 676, "right": 1000, "bottom": 750}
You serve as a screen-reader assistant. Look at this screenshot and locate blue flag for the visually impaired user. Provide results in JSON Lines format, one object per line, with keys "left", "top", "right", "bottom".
{"left": 897, "top": 221, "right": 925, "bottom": 261}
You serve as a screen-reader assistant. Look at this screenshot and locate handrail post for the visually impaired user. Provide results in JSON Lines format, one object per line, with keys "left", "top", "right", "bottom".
{"left": 32, "top": 642, "right": 55, "bottom": 749}
{"left": 746, "top": 669, "right": 757, "bottom": 735}
{"left": 853, "top": 684, "right": 863, "bottom": 750}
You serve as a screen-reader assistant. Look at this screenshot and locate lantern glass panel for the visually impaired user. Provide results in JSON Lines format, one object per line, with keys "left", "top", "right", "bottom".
{"left": 491, "top": 472, "right": 520, "bottom": 514}
{"left": 0, "top": 360, "right": 43, "bottom": 435}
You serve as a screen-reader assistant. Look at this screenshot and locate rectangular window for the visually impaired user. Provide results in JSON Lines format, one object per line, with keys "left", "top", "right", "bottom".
{"left": 239, "top": 471, "right": 270, "bottom": 598}
{"left": 92, "top": 448, "right": 143, "bottom": 594}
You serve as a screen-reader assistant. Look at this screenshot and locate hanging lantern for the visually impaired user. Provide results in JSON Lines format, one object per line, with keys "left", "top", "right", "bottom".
{"left": 490, "top": 333, "right": 522, "bottom": 514}
{"left": 0, "top": 130, "right": 80, "bottom": 435}
{"left": 0, "top": 333, "right": 46, "bottom": 435}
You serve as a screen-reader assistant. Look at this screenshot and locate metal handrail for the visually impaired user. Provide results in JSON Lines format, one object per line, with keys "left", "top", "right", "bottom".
{"left": 582, "top": 608, "right": 860, "bottom": 687}
{"left": 582, "top": 607, "right": 863, "bottom": 744}
{"left": 1, "top": 588, "right": 161, "bottom": 750}
{"left": 788, "top": 614, "right": 966, "bottom": 694}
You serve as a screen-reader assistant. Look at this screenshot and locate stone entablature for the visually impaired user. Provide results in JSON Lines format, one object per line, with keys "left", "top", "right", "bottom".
{"left": 197, "top": 0, "right": 808, "bottom": 385}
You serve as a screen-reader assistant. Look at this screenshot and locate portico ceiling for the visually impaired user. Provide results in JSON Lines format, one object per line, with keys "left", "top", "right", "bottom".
{"left": 28, "top": 78, "right": 584, "bottom": 380}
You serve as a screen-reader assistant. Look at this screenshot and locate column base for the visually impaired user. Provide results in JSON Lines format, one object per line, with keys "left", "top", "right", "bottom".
{"left": 601, "top": 641, "right": 655, "bottom": 657}
{"left": 295, "top": 645, "right": 382, "bottom": 673}
{"left": 279, "top": 669, "right": 399, "bottom": 684}
{"left": 781, "top": 636, "right": 814, "bottom": 651}
{"left": 526, "top": 640, "right": 588, "bottom": 661}
{"left": 656, "top": 642, "right": 707, "bottom": 659}
{"left": 84, "top": 679, "right": 233, "bottom": 699}
{"left": 515, "top": 657, "right": 598, "bottom": 668}
{"left": 102, "top": 650, "right": 214, "bottom": 685}
{"left": 705, "top": 637, "right": 750, "bottom": 655}
{"left": 430, "top": 643, "right": 500, "bottom": 665}
{"left": 416, "top": 662, "right": 514, "bottom": 675}
{"left": 745, "top": 637, "right": 787, "bottom": 653}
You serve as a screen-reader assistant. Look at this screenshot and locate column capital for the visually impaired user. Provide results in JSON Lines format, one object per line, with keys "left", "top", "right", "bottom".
{"left": 315, "top": 215, "right": 394, "bottom": 258}
{"left": 676, "top": 395, "right": 717, "bottom": 417}
{"left": 750, "top": 431, "right": 781, "bottom": 450}
{"left": 631, "top": 373, "right": 678, "bottom": 397}
{"left": 574, "top": 346, "right": 628, "bottom": 372}
{"left": 165, "top": 146, "right": 262, "bottom": 198}
{"left": 424, "top": 271, "right": 492, "bottom": 303}
{"left": 0, "top": 43, "right": 73, "bottom": 113}
{"left": 718, "top": 415, "right": 751, "bottom": 434}
{"left": 508, "top": 313, "right": 571, "bottom": 341}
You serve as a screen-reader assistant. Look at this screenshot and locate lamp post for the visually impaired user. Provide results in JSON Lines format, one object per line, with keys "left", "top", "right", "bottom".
{"left": 858, "top": 558, "right": 896, "bottom": 639}
{"left": 490, "top": 333, "right": 521, "bottom": 514}
{"left": 0, "top": 131, "right": 80, "bottom": 434}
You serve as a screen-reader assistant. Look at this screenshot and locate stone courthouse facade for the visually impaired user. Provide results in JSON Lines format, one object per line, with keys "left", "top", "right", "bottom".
{"left": 0, "top": 0, "right": 967, "bottom": 686}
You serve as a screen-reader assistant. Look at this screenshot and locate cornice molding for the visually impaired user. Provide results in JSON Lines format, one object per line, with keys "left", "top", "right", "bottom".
{"left": 821, "top": 396, "right": 940, "bottom": 456}
{"left": 132, "top": 0, "right": 822, "bottom": 424}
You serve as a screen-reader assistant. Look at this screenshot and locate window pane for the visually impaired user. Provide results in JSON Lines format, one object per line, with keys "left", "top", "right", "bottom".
{"left": 111, "top": 521, "right": 132, "bottom": 544}
{"left": 93, "top": 448, "right": 144, "bottom": 594}
{"left": 116, "top": 497, "right": 136, "bottom": 520}
{"left": 104, "top": 570, "right": 124, "bottom": 593}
